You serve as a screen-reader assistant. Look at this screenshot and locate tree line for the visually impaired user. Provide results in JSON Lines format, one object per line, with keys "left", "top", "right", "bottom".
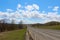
{"left": 0, "top": 19, "right": 26, "bottom": 32}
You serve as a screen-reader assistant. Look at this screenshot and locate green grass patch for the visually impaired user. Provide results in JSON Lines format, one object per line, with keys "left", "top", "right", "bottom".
{"left": 34, "top": 25, "right": 60, "bottom": 30}
{"left": 0, "top": 29, "right": 26, "bottom": 40}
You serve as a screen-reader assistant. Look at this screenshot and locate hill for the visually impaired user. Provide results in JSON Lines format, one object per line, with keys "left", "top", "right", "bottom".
{"left": 31, "top": 21, "right": 60, "bottom": 26}
{"left": 31, "top": 21, "right": 60, "bottom": 30}
{"left": 45, "top": 21, "right": 60, "bottom": 26}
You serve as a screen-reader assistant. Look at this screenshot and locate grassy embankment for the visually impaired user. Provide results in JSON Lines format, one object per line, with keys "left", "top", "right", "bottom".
{"left": 0, "top": 28, "right": 26, "bottom": 40}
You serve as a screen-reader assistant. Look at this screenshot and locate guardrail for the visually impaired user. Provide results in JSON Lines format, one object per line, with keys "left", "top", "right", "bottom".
{"left": 27, "top": 27, "right": 41, "bottom": 40}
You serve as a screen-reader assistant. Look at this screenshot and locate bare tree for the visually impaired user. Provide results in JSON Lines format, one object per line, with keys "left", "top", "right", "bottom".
{"left": 19, "top": 20, "right": 23, "bottom": 29}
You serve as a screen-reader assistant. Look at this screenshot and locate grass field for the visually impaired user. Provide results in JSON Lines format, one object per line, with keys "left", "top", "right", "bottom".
{"left": 34, "top": 25, "right": 60, "bottom": 30}
{"left": 0, "top": 29, "right": 26, "bottom": 40}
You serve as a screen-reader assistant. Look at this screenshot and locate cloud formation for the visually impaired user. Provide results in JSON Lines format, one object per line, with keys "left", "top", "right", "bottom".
{"left": 0, "top": 4, "right": 60, "bottom": 24}
{"left": 53, "top": 6, "right": 59, "bottom": 11}
{"left": 25, "top": 4, "right": 39, "bottom": 11}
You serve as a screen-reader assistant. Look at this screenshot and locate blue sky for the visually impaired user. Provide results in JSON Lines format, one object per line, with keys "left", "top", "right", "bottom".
{"left": 0, "top": 0, "right": 60, "bottom": 12}
{"left": 0, "top": 0, "right": 60, "bottom": 24}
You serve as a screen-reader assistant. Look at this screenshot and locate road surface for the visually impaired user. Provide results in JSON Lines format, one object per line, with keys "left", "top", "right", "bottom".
{"left": 27, "top": 27, "right": 60, "bottom": 40}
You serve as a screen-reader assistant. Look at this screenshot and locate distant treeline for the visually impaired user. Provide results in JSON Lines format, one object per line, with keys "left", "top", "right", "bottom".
{"left": 0, "top": 23, "right": 26, "bottom": 32}
{"left": 31, "top": 21, "right": 60, "bottom": 27}
{"left": 0, "top": 19, "right": 27, "bottom": 32}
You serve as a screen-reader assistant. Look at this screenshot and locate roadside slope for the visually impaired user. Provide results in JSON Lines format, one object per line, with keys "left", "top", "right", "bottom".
{"left": 0, "top": 29, "right": 26, "bottom": 40}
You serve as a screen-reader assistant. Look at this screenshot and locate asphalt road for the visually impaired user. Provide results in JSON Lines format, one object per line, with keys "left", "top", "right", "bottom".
{"left": 27, "top": 27, "right": 60, "bottom": 40}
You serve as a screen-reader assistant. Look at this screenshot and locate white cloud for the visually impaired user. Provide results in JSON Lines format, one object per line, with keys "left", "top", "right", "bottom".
{"left": 17, "top": 4, "right": 21, "bottom": 10}
{"left": 0, "top": 12, "right": 3, "bottom": 16}
{"left": 18, "top": 4, "right": 21, "bottom": 8}
{"left": 13, "top": 11, "right": 22, "bottom": 18}
{"left": 25, "top": 5, "right": 34, "bottom": 11}
{"left": 53, "top": 6, "right": 59, "bottom": 11}
{"left": 6, "top": 9, "right": 13, "bottom": 12}
{"left": 21, "top": 10, "right": 40, "bottom": 18}
{"left": 0, "top": 4, "right": 60, "bottom": 24}
{"left": 0, "top": 12, "right": 9, "bottom": 18}
{"left": 33, "top": 4, "right": 39, "bottom": 10}
{"left": 22, "top": 11, "right": 60, "bottom": 23}
{"left": 25, "top": 4, "right": 39, "bottom": 11}
{"left": 42, "top": 12, "right": 60, "bottom": 23}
